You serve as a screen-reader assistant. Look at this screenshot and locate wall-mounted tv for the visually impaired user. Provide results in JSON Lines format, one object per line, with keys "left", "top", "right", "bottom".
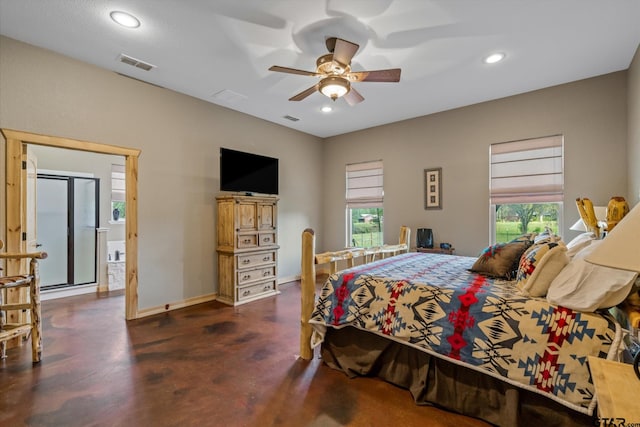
{"left": 220, "top": 147, "right": 279, "bottom": 195}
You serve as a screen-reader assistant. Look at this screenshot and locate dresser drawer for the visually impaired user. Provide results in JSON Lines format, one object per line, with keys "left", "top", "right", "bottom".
{"left": 237, "top": 234, "right": 257, "bottom": 248}
{"left": 258, "top": 232, "right": 276, "bottom": 247}
{"left": 237, "top": 252, "right": 275, "bottom": 269}
{"left": 237, "top": 266, "right": 276, "bottom": 285}
{"left": 237, "top": 280, "right": 276, "bottom": 301}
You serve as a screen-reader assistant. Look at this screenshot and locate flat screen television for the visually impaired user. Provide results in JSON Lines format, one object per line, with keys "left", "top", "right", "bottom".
{"left": 220, "top": 147, "right": 279, "bottom": 195}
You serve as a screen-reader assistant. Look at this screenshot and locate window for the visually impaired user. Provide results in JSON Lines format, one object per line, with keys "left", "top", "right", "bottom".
{"left": 490, "top": 135, "right": 564, "bottom": 243}
{"left": 111, "top": 164, "right": 126, "bottom": 222}
{"left": 346, "top": 160, "right": 383, "bottom": 248}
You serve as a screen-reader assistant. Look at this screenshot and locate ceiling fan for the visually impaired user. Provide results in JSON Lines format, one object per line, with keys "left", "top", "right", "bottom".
{"left": 268, "top": 37, "right": 401, "bottom": 106}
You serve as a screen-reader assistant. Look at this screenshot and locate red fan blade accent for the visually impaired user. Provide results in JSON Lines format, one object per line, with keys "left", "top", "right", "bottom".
{"left": 349, "top": 69, "right": 401, "bottom": 82}
{"left": 343, "top": 87, "right": 364, "bottom": 106}
{"left": 332, "top": 38, "right": 359, "bottom": 68}
{"left": 269, "top": 65, "right": 319, "bottom": 77}
{"left": 289, "top": 84, "right": 319, "bottom": 101}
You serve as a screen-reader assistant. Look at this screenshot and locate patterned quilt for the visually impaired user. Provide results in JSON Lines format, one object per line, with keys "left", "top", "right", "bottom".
{"left": 309, "top": 252, "right": 622, "bottom": 415}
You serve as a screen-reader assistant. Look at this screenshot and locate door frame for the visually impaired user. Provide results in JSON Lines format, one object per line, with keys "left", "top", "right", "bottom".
{"left": 37, "top": 174, "right": 101, "bottom": 289}
{"left": 2, "top": 128, "right": 141, "bottom": 319}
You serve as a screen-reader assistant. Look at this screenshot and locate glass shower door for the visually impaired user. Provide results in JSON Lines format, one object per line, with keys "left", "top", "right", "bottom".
{"left": 36, "top": 175, "right": 98, "bottom": 288}
{"left": 37, "top": 177, "right": 68, "bottom": 287}
{"left": 73, "top": 178, "right": 97, "bottom": 284}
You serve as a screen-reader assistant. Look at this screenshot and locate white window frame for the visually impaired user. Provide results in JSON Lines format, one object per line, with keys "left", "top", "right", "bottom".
{"left": 111, "top": 164, "right": 126, "bottom": 223}
{"left": 489, "top": 135, "right": 564, "bottom": 244}
{"left": 345, "top": 160, "right": 384, "bottom": 247}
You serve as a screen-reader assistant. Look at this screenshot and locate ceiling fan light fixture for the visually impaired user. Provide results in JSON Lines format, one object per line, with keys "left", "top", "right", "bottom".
{"left": 319, "top": 76, "right": 350, "bottom": 100}
{"left": 269, "top": 37, "right": 399, "bottom": 104}
{"left": 110, "top": 11, "right": 141, "bottom": 28}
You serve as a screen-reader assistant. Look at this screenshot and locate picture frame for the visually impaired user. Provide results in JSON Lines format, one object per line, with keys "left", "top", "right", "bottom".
{"left": 424, "top": 167, "right": 442, "bottom": 210}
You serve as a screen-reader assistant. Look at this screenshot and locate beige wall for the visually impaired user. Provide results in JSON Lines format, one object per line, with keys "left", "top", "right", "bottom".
{"left": 0, "top": 36, "right": 324, "bottom": 310}
{"left": 324, "top": 72, "right": 629, "bottom": 256}
{"left": 628, "top": 44, "right": 640, "bottom": 206}
{"left": 1, "top": 34, "right": 637, "bottom": 311}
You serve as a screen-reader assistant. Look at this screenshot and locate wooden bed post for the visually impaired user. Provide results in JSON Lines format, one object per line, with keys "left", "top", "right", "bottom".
{"left": 300, "top": 228, "right": 316, "bottom": 360}
{"left": 399, "top": 225, "right": 410, "bottom": 252}
{"left": 298, "top": 226, "right": 410, "bottom": 360}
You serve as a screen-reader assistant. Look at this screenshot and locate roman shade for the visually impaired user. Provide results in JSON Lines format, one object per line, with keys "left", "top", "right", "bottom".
{"left": 490, "top": 135, "right": 563, "bottom": 205}
{"left": 346, "top": 160, "right": 383, "bottom": 208}
{"left": 111, "top": 164, "right": 125, "bottom": 202}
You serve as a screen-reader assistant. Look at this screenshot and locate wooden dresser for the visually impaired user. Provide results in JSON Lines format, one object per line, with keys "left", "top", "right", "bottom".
{"left": 216, "top": 194, "right": 279, "bottom": 305}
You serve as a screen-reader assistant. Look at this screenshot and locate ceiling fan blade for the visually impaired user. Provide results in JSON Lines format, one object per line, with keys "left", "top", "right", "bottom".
{"left": 349, "top": 69, "right": 401, "bottom": 83}
{"left": 289, "top": 84, "right": 319, "bottom": 101}
{"left": 332, "top": 38, "right": 359, "bottom": 67}
{"left": 325, "top": 37, "right": 337, "bottom": 53}
{"left": 269, "top": 66, "right": 319, "bottom": 77}
{"left": 343, "top": 87, "right": 364, "bottom": 106}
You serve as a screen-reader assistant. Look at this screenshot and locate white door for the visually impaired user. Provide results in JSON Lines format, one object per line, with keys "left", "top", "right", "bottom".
{"left": 24, "top": 145, "right": 38, "bottom": 253}
{"left": 36, "top": 177, "right": 69, "bottom": 286}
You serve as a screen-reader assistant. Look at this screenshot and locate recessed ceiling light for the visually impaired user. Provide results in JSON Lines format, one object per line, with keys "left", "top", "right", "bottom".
{"left": 484, "top": 53, "right": 505, "bottom": 64}
{"left": 110, "top": 11, "right": 141, "bottom": 28}
{"left": 321, "top": 106, "right": 333, "bottom": 113}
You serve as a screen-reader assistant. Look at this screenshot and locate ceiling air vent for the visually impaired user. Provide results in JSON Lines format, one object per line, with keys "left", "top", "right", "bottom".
{"left": 212, "top": 89, "right": 247, "bottom": 104}
{"left": 118, "top": 54, "right": 156, "bottom": 71}
{"left": 283, "top": 115, "right": 299, "bottom": 122}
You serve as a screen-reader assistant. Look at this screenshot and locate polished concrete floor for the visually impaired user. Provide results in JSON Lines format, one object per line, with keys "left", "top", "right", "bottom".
{"left": 0, "top": 282, "right": 489, "bottom": 427}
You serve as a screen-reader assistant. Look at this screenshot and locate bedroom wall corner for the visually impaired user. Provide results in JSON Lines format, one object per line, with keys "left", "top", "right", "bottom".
{"left": 322, "top": 72, "right": 629, "bottom": 256}
{"left": 628, "top": 43, "right": 640, "bottom": 207}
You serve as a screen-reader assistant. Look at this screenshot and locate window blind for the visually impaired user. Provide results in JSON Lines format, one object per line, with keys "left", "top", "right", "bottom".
{"left": 111, "top": 164, "right": 125, "bottom": 202}
{"left": 490, "top": 135, "right": 563, "bottom": 205}
{"left": 346, "top": 160, "right": 383, "bottom": 208}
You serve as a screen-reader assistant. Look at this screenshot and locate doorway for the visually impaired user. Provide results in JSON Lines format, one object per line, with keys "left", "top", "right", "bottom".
{"left": 2, "top": 128, "right": 141, "bottom": 319}
{"left": 37, "top": 174, "right": 99, "bottom": 289}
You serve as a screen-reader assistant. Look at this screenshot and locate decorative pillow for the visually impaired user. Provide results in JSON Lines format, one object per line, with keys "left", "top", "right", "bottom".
{"left": 516, "top": 241, "right": 569, "bottom": 297}
{"left": 470, "top": 241, "right": 529, "bottom": 279}
{"left": 565, "top": 232, "right": 596, "bottom": 259}
{"left": 533, "top": 229, "right": 562, "bottom": 245}
{"left": 546, "top": 241, "right": 638, "bottom": 312}
{"left": 510, "top": 233, "right": 537, "bottom": 245}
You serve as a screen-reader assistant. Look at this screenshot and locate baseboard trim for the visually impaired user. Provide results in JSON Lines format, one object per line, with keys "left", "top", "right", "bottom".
{"left": 41, "top": 283, "right": 98, "bottom": 301}
{"left": 136, "top": 293, "right": 218, "bottom": 318}
{"left": 134, "top": 275, "right": 301, "bottom": 319}
{"left": 278, "top": 275, "right": 299, "bottom": 285}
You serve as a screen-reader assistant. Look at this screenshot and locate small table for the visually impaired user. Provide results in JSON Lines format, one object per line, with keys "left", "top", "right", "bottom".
{"left": 416, "top": 247, "right": 455, "bottom": 255}
{"left": 588, "top": 356, "right": 640, "bottom": 422}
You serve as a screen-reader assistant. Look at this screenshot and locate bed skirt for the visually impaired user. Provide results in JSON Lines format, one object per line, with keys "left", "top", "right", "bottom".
{"left": 321, "top": 326, "right": 595, "bottom": 427}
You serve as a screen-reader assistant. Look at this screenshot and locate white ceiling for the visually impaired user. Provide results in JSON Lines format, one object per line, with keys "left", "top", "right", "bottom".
{"left": 1, "top": 0, "right": 639, "bottom": 138}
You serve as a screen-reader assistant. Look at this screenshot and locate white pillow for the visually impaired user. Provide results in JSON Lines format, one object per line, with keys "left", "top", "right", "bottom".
{"left": 565, "top": 232, "right": 596, "bottom": 259}
{"left": 546, "top": 241, "right": 638, "bottom": 312}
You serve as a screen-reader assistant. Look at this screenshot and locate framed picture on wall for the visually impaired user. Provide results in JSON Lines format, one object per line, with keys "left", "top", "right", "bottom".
{"left": 424, "top": 167, "right": 442, "bottom": 210}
